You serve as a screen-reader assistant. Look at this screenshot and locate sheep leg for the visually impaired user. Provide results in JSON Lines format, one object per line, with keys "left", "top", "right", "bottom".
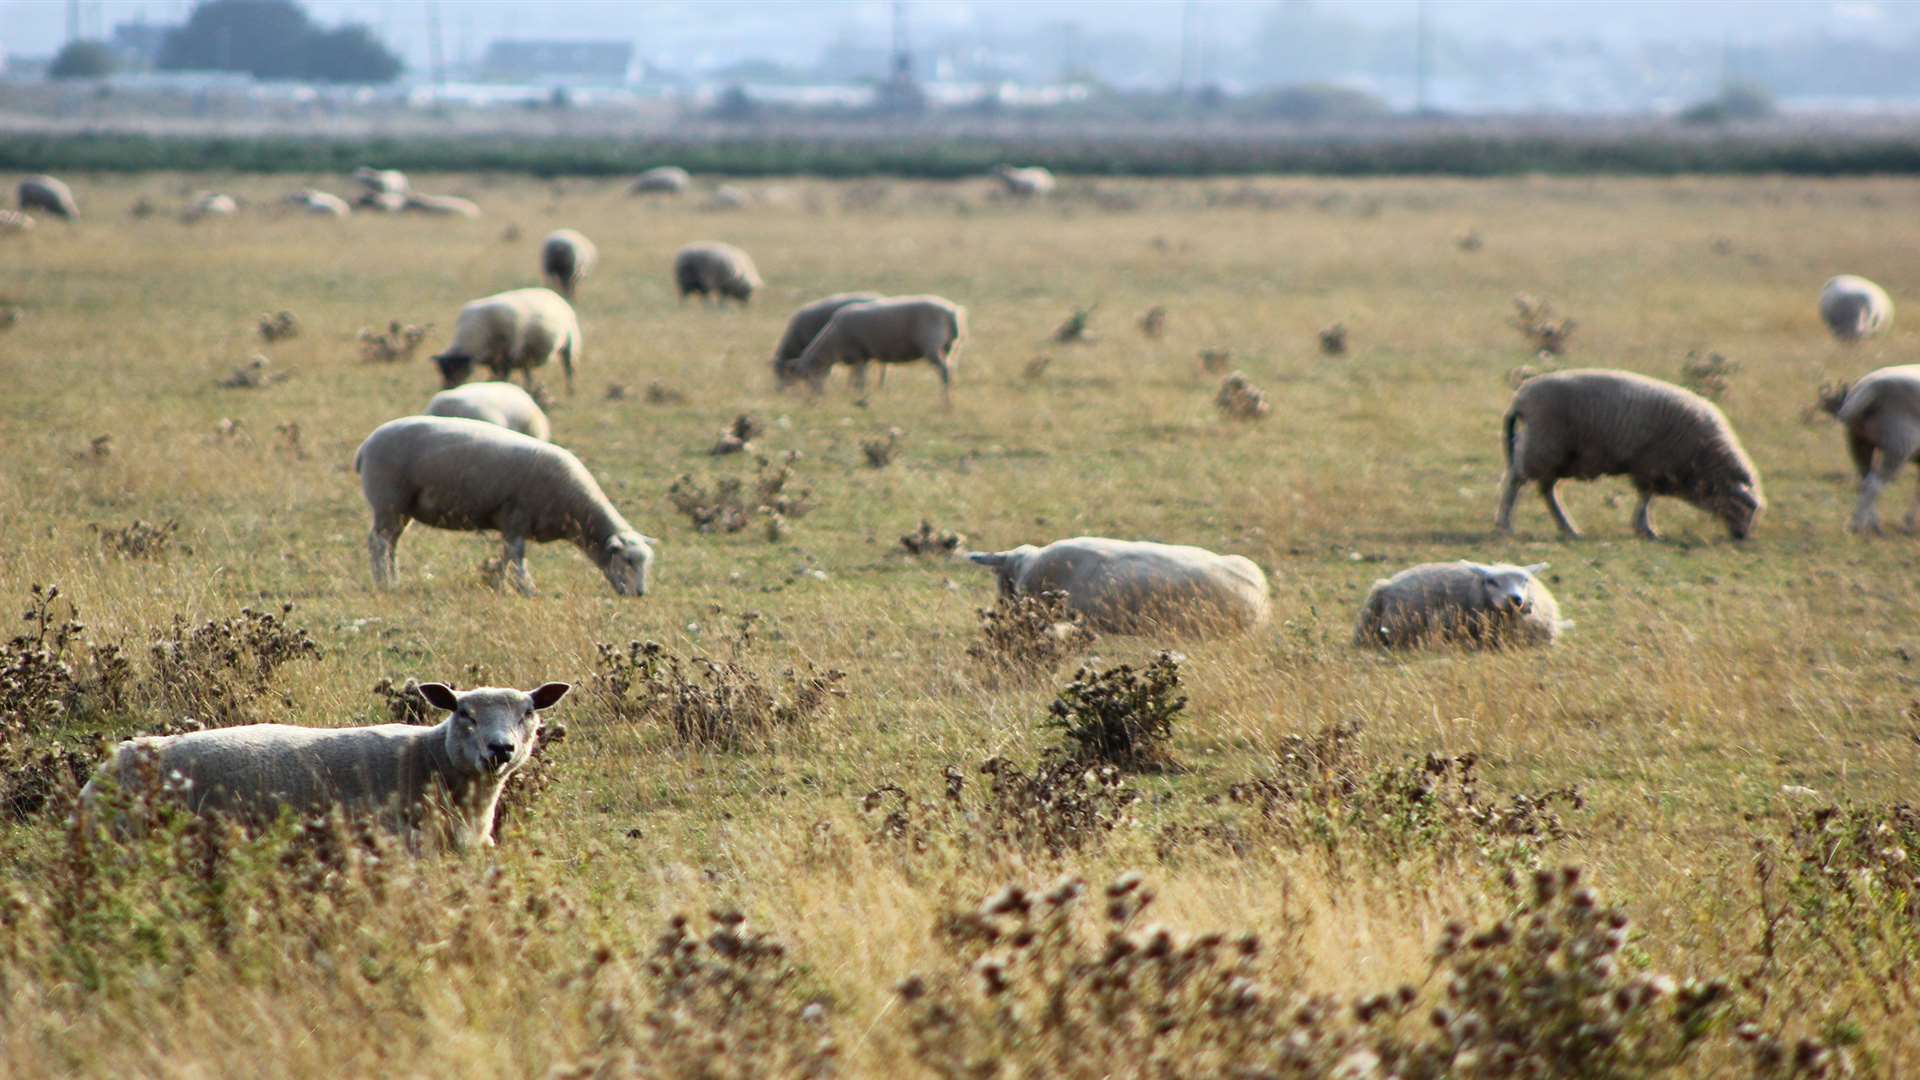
{"left": 503, "top": 535, "right": 536, "bottom": 596}
{"left": 1539, "top": 479, "right": 1580, "bottom": 538}
{"left": 1631, "top": 485, "right": 1660, "bottom": 540}
{"left": 935, "top": 352, "right": 954, "bottom": 410}
{"left": 1852, "top": 473, "right": 1888, "bottom": 536}
{"left": 1494, "top": 470, "right": 1524, "bottom": 534}
{"left": 850, "top": 361, "right": 869, "bottom": 392}
{"left": 368, "top": 513, "right": 408, "bottom": 587}
{"left": 1856, "top": 432, "right": 1918, "bottom": 535}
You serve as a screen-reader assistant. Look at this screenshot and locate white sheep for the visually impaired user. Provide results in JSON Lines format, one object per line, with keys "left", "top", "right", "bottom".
{"left": 992, "top": 164, "right": 1057, "bottom": 198}
{"left": 356, "top": 191, "right": 409, "bottom": 214}
{"left": 18, "top": 174, "right": 78, "bottom": 220}
{"left": 674, "top": 242, "right": 762, "bottom": 305}
{"left": 779, "top": 295, "right": 966, "bottom": 405}
{"left": 707, "top": 184, "right": 751, "bottom": 211}
{"left": 769, "top": 291, "right": 883, "bottom": 375}
{"left": 404, "top": 193, "right": 482, "bottom": 218}
{"left": 185, "top": 192, "right": 238, "bottom": 221}
{"left": 1354, "top": 561, "right": 1567, "bottom": 650}
{"left": 967, "top": 536, "right": 1271, "bottom": 636}
{"left": 540, "top": 228, "right": 598, "bottom": 299}
{"left": 629, "top": 166, "right": 692, "bottom": 195}
{"left": 0, "top": 209, "right": 34, "bottom": 234}
{"left": 80, "top": 682, "right": 571, "bottom": 851}
{"left": 425, "top": 381, "right": 552, "bottom": 440}
{"left": 354, "top": 416, "right": 655, "bottom": 596}
{"left": 1824, "top": 364, "right": 1920, "bottom": 534}
{"left": 353, "top": 166, "right": 409, "bottom": 196}
{"left": 287, "top": 189, "right": 351, "bottom": 217}
{"left": 1819, "top": 275, "right": 1893, "bottom": 342}
{"left": 432, "top": 287, "right": 582, "bottom": 393}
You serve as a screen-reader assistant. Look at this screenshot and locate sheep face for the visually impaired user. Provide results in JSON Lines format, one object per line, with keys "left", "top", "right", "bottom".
{"left": 434, "top": 352, "right": 476, "bottom": 388}
{"left": 601, "top": 532, "right": 657, "bottom": 597}
{"left": 1703, "top": 481, "right": 1764, "bottom": 541}
{"left": 1474, "top": 563, "right": 1545, "bottom": 617}
{"left": 418, "top": 682, "right": 571, "bottom": 777}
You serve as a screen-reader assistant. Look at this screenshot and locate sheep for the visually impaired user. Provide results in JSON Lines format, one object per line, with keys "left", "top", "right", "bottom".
{"left": 353, "top": 166, "right": 409, "bottom": 196}
{"left": 629, "top": 165, "right": 691, "bottom": 195}
{"left": 79, "top": 682, "right": 571, "bottom": 851}
{"left": 674, "top": 242, "right": 761, "bottom": 305}
{"left": 287, "top": 189, "right": 350, "bottom": 217}
{"left": 992, "top": 164, "right": 1057, "bottom": 198}
{"left": 356, "top": 191, "right": 409, "bottom": 214}
{"left": 779, "top": 295, "right": 966, "bottom": 406}
{"left": 1353, "top": 561, "right": 1567, "bottom": 650}
{"left": 1495, "top": 369, "right": 1764, "bottom": 541}
{"left": 540, "top": 228, "right": 598, "bottom": 299}
{"left": 18, "top": 174, "right": 78, "bottom": 220}
{"left": 354, "top": 415, "right": 656, "bottom": 597}
{"left": 707, "top": 184, "right": 751, "bottom": 211}
{"left": 404, "top": 193, "right": 482, "bottom": 219}
{"left": 0, "top": 209, "right": 34, "bottom": 234}
{"left": 432, "top": 287, "right": 582, "bottom": 393}
{"left": 1821, "top": 364, "right": 1920, "bottom": 534}
{"left": 1819, "top": 275, "right": 1893, "bottom": 342}
{"left": 769, "top": 291, "right": 883, "bottom": 378}
{"left": 185, "top": 192, "right": 238, "bottom": 221}
{"left": 425, "top": 381, "right": 552, "bottom": 441}
{"left": 966, "top": 536, "right": 1271, "bottom": 636}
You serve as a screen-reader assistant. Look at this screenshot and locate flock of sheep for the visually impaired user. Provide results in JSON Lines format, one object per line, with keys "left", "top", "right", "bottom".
{"left": 16, "top": 167, "right": 1918, "bottom": 853}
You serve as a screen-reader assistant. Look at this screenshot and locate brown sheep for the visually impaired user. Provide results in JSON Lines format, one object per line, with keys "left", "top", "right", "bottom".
{"left": 674, "top": 242, "right": 761, "bottom": 305}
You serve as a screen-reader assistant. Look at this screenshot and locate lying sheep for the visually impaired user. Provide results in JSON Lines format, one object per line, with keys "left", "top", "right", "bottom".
{"left": 185, "top": 192, "right": 238, "bottom": 221}
{"left": 356, "top": 191, "right": 409, "bottom": 214}
{"left": 707, "top": 185, "right": 750, "bottom": 211}
{"left": 288, "top": 189, "right": 350, "bottom": 217}
{"left": 674, "top": 242, "right": 761, "bottom": 305}
{"left": 1819, "top": 275, "right": 1893, "bottom": 343}
{"left": 425, "top": 381, "right": 552, "bottom": 441}
{"left": 993, "top": 164, "right": 1057, "bottom": 198}
{"left": 1354, "top": 561, "right": 1566, "bottom": 650}
{"left": 433, "top": 287, "right": 581, "bottom": 393}
{"left": 540, "top": 228, "right": 598, "bottom": 299}
{"left": 1822, "top": 364, "right": 1920, "bottom": 534}
{"left": 967, "top": 536, "right": 1271, "bottom": 635}
{"left": 353, "top": 166, "right": 409, "bottom": 196}
{"left": 769, "top": 291, "right": 882, "bottom": 378}
{"left": 1496, "top": 369, "right": 1764, "bottom": 541}
{"left": 629, "top": 165, "right": 691, "bottom": 195}
{"left": 355, "top": 416, "right": 656, "bottom": 596}
{"left": 80, "top": 682, "right": 570, "bottom": 851}
{"left": 404, "top": 193, "right": 481, "bottom": 219}
{"left": 780, "top": 295, "right": 966, "bottom": 405}
{"left": 19, "top": 174, "right": 78, "bottom": 220}
{"left": 0, "top": 209, "right": 33, "bottom": 234}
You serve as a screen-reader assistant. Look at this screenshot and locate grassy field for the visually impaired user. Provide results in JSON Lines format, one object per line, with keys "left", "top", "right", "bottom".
{"left": 2, "top": 172, "right": 1919, "bottom": 1076}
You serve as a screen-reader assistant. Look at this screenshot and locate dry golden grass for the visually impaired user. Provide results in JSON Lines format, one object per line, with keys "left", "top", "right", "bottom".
{"left": 3, "top": 172, "right": 1919, "bottom": 1076}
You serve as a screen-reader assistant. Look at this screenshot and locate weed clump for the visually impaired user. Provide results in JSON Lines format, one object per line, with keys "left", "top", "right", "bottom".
{"left": 357, "top": 320, "right": 430, "bottom": 364}
{"left": 645, "top": 381, "right": 688, "bottom": 405}
{"left": 900, "top": 519, "right": 965, "bottom": 557}
{"left": 710, "top": 412, "right": 766, "bottom": 455}
{"left": 863, "top": 756, "right": 1139, "bottom": 859}
{"left": 1215, "top": 372, "right": 1272, "bottom": 421}
{"left": 1137, "top": 304, "right": 1168, "bottom": 338}
{"left": 90, "top": 518, "right": 185, "bottom": 560}
{"left": 148, "top": 604, "right": 320, "bottom": 726}
{"left": 1, "top": 586, "right": 132, "bottom": 820}
{"left": 965, "top": 590, "right": 1094, "bottom": 681}
{"left": 593, "top": 621, "right": 844, "bottom": 750}
{"left": 1046, "top": 651, "right": 1185, "bottom": 772}
{"left": 256, "top": 310, "right": 299, "bottom": 342}
{"left": 1052, "top": 305, "right": 1096, "bottom": 344}
{"left": 861, "top": 426, "right": 903, "bottom": 468}
{"left": 1319, "top": 321, "right": 1348, "bottom": 356}
{"left": 1199, "top": 347, "right": 1233, "bottom": 374}
{"left": 1510, "top": 294, "right": 1576, "bottom": 356}
{"left": 669, "top": 453, "right": 815, "bottom": 535}
{"left": 218, "top": 355, "right": 286, "bottom": 389}
{"left": 1681, "top": 350, "right": 1740, "bottom": 402}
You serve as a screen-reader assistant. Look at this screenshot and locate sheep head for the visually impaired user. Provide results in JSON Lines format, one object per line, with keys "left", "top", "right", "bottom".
{"left": 433, "top": 352, "right": 476, "bottom": 389}
{"left": 418, "top": 682, "right": 571, "bottom": 778}
{"left": 598, "top": 531, "right": 658, "bottom": 597}
{"left": 1470, "top": 563, "right": 1545, "bottom": 616}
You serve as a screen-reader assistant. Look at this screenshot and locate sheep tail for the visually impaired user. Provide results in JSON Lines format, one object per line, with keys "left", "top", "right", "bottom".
{"left": 1502, "top": 409, "right": 1520, "bottom": 468}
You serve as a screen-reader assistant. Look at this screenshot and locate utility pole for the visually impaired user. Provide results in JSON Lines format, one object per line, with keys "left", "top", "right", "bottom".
{"left": 425, "top": 0, "right": 446, "bottom": 91}
{"left": 1414, "top": 0, "right": 1431, "bottom": 114}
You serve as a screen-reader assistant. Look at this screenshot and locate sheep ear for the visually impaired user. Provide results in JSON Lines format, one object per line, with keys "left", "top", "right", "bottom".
{"left": 1523, "top": 562, "right": 1549, "bottom": 576}
{"left": 528, "top": 682, "right": 571, "bottom": 710}
{"left": 641, "top": 534, "right": 661, "bottom": 547}
{"left": 967, "top": 552, "right": 1007, "bottom": 569}
{"left": 417, "top": 682, "right": 460, "bottom": 712}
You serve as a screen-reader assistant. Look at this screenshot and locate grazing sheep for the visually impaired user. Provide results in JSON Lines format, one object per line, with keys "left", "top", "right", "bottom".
{"left": 354, "top": 416, "right": 656, "bottom": 596}
{"left": 707, "top": 184, "right": 751, "bottom": 211}
{"left": 629, "top": 165, "right": 691, "bottom": 195}
{"left": 287, "top": 189, "right": 350, "bottom": 217}
{"left": 993, "top": 164, "right": 1057, "bottom": 198}
{"left": 967, "top": 536, "right": 1270, "bottom": 636}
{"left": 353, "top": 166, "right": 409, "bottom": 196}
{"left": 0, "top": 209, "right": 34, "bottom": 234}
{"left": 540, "top": 228, "right": 598, "bottom": 299}
{"left": 19, "top": 174, "right": 78, "bottom": 220}
{"left": 1495, "top": 369, "right": 1764, "bottom": 541}
{"left": 185, "top": 192, "right": 238, "bottom": 221}
{"left": 404, "top": 193, "right": 481, "bottom": 219}
{"left": 80, "top": 682, "right": 571, "bottom": 851}
{"left": 1354, "top": 561, "right": 1566, "bottom": 650}
{"left": 769, "top": 291, "right": 883, "bottom": 376}
{"left": 1822, "top": 364, "right": 1920, "bottom": 534}
{"left": 432, "top": 287, "right": 582, "bottom": 393}
{"left": 356, "top": 191, "right": 409, "bottom": 214}
{"left": 1819, "top": 275, "right": 1893, "bottom": 343}
{"left": 780, "top": 295, "right": 966, "bottom": 405}
{"left": 425, "top": 381, "right": 552, "bottom": 441}
{"left": 674, "top": 242, "right": 761, "bottom": 305}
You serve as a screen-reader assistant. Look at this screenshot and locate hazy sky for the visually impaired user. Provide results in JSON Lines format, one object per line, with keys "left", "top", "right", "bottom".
{"left": 1, "top": 0, "right": 1907, "bottom": 73}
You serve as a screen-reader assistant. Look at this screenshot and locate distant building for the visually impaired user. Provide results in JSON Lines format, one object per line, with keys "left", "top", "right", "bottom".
{"left": 479, "top": 40, "right": 639, "bottom": 85}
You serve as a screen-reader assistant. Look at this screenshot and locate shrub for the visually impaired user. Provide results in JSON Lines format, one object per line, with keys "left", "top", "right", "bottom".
{"left": 91, "top": 518, "right": 184, "bottom": 560}
{"left": 862, "top": 427, "right": 903, "bottom": 468}
{"left": 1754, "top": 802, "right": 1920, "bottom": 1005}
{"left": 669, "top": 454, "right": 815, "bottom": 535}
{"left": 49, "top": 41, "right": 116, "bottom": 80}
{"left": 592, "top": 625, "right": 844, "bottom": 750}
{"left": 357, "top": 320, "right": 430, "bottom": 364}
{"left": 899, "top": 519, "right": 965, "bottom": 557}
{"left": 147, "top": 604, "right": 320, "bottom": 726}
{"left": 256, "top": 310, "right": 299, "bottom": 342}
{"left": 1137, "top": 305, "right": 1168, "bottom": 338}
{"left": 1046, "top": 652, "right": 1185, "bottom": 772}
{"left": 1319, "top": 321, "right": 1348, "bottom": 356}
{"left": 862, "top": 755, "right": 1139, "bottom": 859}
{"left": 1215, "top": 371, "right": 1272, "bottom": 420}
{"left": 1510, "top": 294, "right": 1576, "bottom": 356}
{"left": 1681, "top": 350, "right": 1740, "bottom": 402}
{"left": 1052, "top": 306, "right": 1097, "bottom": 344}
{"left": 965, "top": 590, "right": 1095, "bottom": 681}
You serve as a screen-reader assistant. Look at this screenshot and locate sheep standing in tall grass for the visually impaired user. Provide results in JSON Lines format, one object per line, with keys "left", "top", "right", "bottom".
{"left": 674, "top": 242, "right": 761, "bottom": 305}
{"left": 1354, "top": 560, "right": 1567, "bottom": 649}
{"left": 354, "top": 416, "right": 654, "bottom": 596}
{"left": 18, "top": 174, "right": 78, "bottom": 220}
{"left": 967, "top": 537, "right": 1270, "bottom": 636}
{"left": 433, "top": 287, "right": 581, "bottom": 392}
{"left": 425, "top": 381, "right": 552, "bottom": 440}
{"left": 1820, "top": 364, "right": 1920, "bottom": 534}
{"left": 81, "top": 682, "right": 572, "bottom": 851}
{"left": 1819, "top": 275, "right": 1893, "bottom": 343}
{"left": 779, "top": 295, "right": 966, "bottom": 405}
{"left": 540, "top": 228, "right": 598, "bottom": 299}
{"left": 1496, "top": 369, "right": 1764, "bottom": 541}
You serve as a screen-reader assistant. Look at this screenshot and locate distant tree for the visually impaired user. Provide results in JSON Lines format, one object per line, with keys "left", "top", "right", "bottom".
{"left": 1679, "top": 82, "right": 1777, "bottom": 125}
{"left": 1246, "top": 83, "right": 1390, "bottom": 123}
{"left": 49, "top": 40, "right": 117, "bottom": 80}
{"left": 159, "top": 0, "right": 401, "bottom": 84}
{"left": 712, "top": 84, "right": 758, "bottom": 122}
